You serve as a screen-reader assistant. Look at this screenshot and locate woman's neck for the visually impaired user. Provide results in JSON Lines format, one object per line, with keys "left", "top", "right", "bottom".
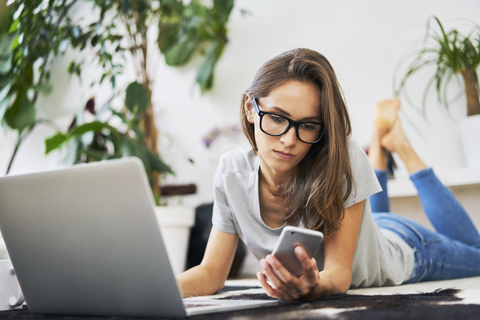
{"left": 258, "top": 160, "right": 294, "bottom": 193}
{"left": 258, "top": 163, "right": 291, "bottom": 229}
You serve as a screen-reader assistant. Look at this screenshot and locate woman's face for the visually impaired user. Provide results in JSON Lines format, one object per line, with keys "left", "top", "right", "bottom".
{"left": 245, "top": 80, "right": 321, "bottom": 178}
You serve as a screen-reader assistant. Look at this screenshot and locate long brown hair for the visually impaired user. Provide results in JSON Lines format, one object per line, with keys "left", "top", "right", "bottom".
{"left": 240, "top": 48, "right": 354, "bottom": 236}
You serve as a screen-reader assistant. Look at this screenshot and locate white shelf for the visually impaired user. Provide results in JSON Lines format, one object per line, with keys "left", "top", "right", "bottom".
{"left": 387, "top": 167, "right": 480, "bottom": 198}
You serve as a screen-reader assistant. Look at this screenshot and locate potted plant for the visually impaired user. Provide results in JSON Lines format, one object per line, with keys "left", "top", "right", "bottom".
{"left": 394, "top": 16, "right": 480, "bottom": 167}
{"left": 0, "top": 0, "right": 235, "bottom": 275}
{"left": 0, "top": 0, "right": 234, "bottom": 198}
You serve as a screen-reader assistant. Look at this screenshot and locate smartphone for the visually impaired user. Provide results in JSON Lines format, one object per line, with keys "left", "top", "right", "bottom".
{"left": 271, "top": 226, "right": 324, "bottom": 277}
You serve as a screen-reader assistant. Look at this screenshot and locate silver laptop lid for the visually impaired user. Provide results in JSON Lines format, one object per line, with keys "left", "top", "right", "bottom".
{"left": 0, "top": 158, "right": 186, "bottom": 317}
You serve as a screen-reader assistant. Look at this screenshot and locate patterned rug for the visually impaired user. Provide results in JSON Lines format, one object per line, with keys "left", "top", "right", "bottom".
{"left": 1, "top": 286, "right": 479, "bottom": 319}
{"left": 212, "top": 287, "right": 477, "bottom": 320}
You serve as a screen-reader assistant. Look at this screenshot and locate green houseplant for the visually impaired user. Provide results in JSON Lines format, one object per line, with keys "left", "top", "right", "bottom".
{"left": 0, "top": 0, "right": 234, "bottom": 202}
{"left": 394, "top": 16, "right": 480, "bottom": 118}
{"left": 394, "top": 16, "right": 480, "bottom": 168}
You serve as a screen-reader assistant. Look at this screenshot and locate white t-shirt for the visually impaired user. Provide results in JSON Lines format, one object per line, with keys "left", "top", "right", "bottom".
{"left": 212, "top": 138, "right": 414, "bottom": 288}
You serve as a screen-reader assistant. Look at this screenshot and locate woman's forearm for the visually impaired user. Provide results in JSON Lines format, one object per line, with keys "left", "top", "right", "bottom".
{"left": 176, "top": 264, "right": 226, "bottom": 298}
{"left": 177, "top": 228, "right": 238, "bottom": 298}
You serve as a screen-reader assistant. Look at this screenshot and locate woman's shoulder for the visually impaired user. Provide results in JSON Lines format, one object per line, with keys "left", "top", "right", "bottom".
{"left": 344, "top": 135, "right": 382, "bottom": 206}
{"left": 347, "top": 136, "right": 369, "bottom": 163}
{"left": 218, "top": 148, "right": 258, "bottom": 174}
{"left": 347, "top": 136, "right": 363, "bottom": 151}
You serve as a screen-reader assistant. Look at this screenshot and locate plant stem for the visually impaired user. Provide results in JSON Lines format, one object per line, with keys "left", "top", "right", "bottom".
{"left": 5, "top": 119, "right": 62, "bottom": 174}
{"left": 461, "top": 68, "right": 480, "bottom": 116}
{"left": 6, "top": 124, "right": 35, "bottom": 173}
{"left": 139, "top": 27, "right": 161, "bottom": 200}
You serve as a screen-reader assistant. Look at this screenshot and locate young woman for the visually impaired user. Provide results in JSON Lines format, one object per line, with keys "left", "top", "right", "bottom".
{"left": 177, "top": 48, "right": 480, "bottom": 300}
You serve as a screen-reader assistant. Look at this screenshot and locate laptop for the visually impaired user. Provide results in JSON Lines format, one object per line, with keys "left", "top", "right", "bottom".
{"left": 0, "top": 158, "right": 278, "bottom": 317}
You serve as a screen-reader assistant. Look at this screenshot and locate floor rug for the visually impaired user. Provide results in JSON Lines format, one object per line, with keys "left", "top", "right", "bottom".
{"left": 1, "top": 287, "right": 479, "bottom": 320}
{"left": 214, "top": 288, "right": 478, "bottom": 320}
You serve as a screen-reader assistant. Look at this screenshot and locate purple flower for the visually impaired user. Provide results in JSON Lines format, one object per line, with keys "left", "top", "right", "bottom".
{"left": 203, "top": 124, "right": 242, "bottom": 148}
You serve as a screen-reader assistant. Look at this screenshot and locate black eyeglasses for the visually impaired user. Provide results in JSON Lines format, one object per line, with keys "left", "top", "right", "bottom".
{"left": 252, "top": 98, "right": 325, "bottom": 144}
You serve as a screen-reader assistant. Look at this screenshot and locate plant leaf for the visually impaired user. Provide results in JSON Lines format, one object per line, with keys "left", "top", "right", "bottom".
{"left": 63, "top": 136, "right": 83, "bottom": 166}
{"left": 163, "top": 28, "right": 199, "bottom": 66}
{"left": 107, "top": 127, "right": 123, "bottom": 154}
{"left": 0, "top": 57, "right": 11, "bottom": 75}
{"left": 196, "top": 40, "right": 224, "bottom": 92}
{"left": 125, "top": 81, "right": 149, "bottom": 116}
{"left": 122, "top": 138, "right": 151, "bottom": 173}
{"left": 0, "top": 70, "right": 11, "bottom": 89}
{"left": 0, "top": 85, "right": 10, "bottom": 127}
{"left": 109, "top": 107, "right": 128, "bottom": 123}
{"left": 5, "top": 90, "right": 36, "bottom": 132}
{"left": 157, "top": 22, "right": 182, "bottom": 53}
{"left": 145, "top": 147, "right": 174, "bottom": 175}
{"left": 84, "top": 147, "right": 107, "bottom": 161}
{"left": 0, "top": 81, "right": 10, "bottom": 103}
{"left": 131, "top": 123, "right": 144, "bottom": 141}
{"left": 45, "top": 132, "right": 69, "bottom": 154}
{"left": 0, "top": 32, "right": 15, "bottom": 75}
{"left": 213, "top": 0, "right": 234, "bottom": 25}
{"left": 34, "top": 82, "right": 53, "bottom": 95}
{"left": 0, "top": 1, "right": 11, "bottom": 33}
{"left": 69, "top": 121, "right": 110, "bottom": 137}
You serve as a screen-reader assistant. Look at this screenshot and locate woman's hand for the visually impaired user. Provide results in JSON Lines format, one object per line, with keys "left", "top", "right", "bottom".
{"left": 257, "top": 245, "right": 320, "bottom": 301}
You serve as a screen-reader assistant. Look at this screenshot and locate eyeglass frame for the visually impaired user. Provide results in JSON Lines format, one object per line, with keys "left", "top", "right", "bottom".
{"left": 251, "top": 97, "right": 325, "bottom": 144}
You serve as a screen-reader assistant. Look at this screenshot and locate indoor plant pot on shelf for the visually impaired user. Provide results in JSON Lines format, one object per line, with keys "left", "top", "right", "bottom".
{"left": 154, "top": 206, "right": 195, "bottom": 276}
{"left": 395, "top": 16, "right": 480, "bottom": 168}
{"left": 155, "top": 184, "right": 197, "bottom": 275}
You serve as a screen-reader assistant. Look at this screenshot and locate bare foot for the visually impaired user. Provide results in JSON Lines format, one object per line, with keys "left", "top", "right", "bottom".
{"left": 374, "top": 98, "right": 400, "bottom": 138}
{"left": 380, "top": 118, "right": 409, "bottom": 153}
{"left": 380, "top": 118, "right": 427, "bottom": 174}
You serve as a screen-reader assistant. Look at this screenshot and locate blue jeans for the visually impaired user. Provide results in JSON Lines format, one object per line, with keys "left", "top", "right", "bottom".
{"left": 370, "top": 168, "right": 480, "bottom": 283}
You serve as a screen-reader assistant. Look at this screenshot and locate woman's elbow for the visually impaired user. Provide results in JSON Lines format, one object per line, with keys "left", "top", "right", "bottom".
{"left": 201, "top": 262, "right": 230, "bottom": 292}
{"left": 323, "top": 265, "right": 352, "bottom": 293}
{"left": 338, "top": 268, "right": 353, "bottom": 293}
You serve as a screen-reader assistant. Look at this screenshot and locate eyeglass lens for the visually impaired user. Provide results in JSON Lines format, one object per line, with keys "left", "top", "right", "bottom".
{"left": 261, "top": 113, "right": 322, "bottom": 143}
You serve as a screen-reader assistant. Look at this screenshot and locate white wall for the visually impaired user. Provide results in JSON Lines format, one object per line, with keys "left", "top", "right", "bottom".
{"left": 1, "top": 0, "right": 479, "bottom": 209}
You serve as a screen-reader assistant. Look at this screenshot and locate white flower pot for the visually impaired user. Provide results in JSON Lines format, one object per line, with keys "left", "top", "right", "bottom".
{"left": 154, "top": 206, "right": 195, "bottom": 276}
{"left": 460, "top": 115, "right": 480, "bottom": 168}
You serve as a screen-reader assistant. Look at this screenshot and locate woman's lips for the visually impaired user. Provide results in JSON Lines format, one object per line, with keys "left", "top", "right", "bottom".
{"left": 274, "top": 150, "right": 294, "bottom": 160}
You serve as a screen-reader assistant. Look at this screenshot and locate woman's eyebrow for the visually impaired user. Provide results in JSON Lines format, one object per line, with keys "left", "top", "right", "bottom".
{"left": 269, "top": 106, "right": 321, "bottom": 122}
